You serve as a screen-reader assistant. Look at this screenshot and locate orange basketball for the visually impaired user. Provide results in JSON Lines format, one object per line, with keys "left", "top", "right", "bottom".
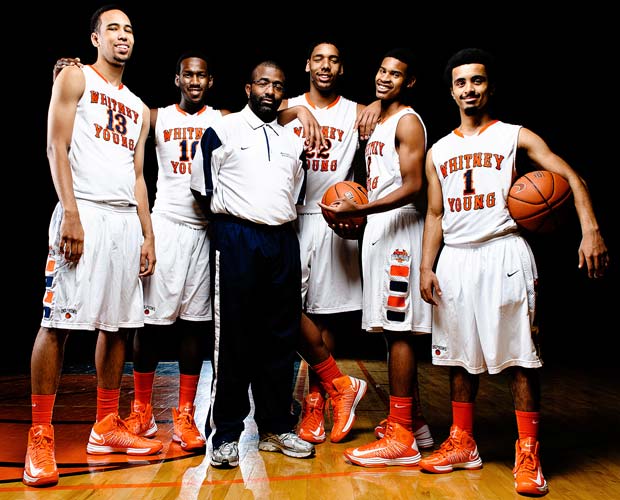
{"left": 321, "top": 181, "right": 368, "bottom": 229}
{"left": 507, "top": 171, "right": 573, "bottom": 233}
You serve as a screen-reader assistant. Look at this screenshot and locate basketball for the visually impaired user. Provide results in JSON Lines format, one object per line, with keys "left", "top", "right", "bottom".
{"left": 507, "top": 171, "right": 573, "bottom": 233}
{"left": 321, "top": 181, "right": 368, "bottom": 230}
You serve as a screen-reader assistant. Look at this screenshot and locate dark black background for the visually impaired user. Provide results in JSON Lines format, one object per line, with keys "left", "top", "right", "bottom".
{"left": 8, "top": 3, "right": 615, "bottom": 373}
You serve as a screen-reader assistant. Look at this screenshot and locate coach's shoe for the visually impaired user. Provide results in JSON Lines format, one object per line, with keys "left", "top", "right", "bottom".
{"left": 124, "top": 401, "right": 158, "bottom": 438}
{"left": 172, "top": 406, "right": 206, "bottom": 451}
{"left": 324, "top": 375, "right": 367, "bottom": 443}
{"left": 87, "top": 413, "right": 163, "bottom": 455}
{"left": 419, "top": 425, "right": 483, "bottom": 473}
{"left": 23, "top": 424, "right": 59, "bottom": 487}
{"left": 210, "top": 441, "right": 239, "bottom": 468}
{"left": 259, "top": 432, "right": 315, "bottom": 458}
{"left": 344, "top": 420, "right": 421, "bottom": 467}
{"left": 297, "top": 392, "right": 326, "bottom": 443}
{"left": 374, "top": 418, "right": 435, "bottom": 449}
{"left": 513, "top": 437, "right": 549, "bottom": 496}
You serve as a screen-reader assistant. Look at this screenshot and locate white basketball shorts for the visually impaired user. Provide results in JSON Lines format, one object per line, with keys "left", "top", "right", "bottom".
{"left": 41, "top": 201, "right": 144, "bottom": 332}
{"left": 361, "top": 209, "right": 431, "bottom": 334}
{"left": 431, "top": 233, "right": 542, "bottom": 374}
{"left": 295, "top": 213, "right": 362, "bottom": 314}
{"left": 142, "top": 213, "right": 211, "bottom": 324}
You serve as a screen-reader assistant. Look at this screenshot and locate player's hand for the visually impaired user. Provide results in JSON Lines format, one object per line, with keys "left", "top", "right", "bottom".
{"left": 578, "top": 229, "right": 610, "bottom": 278}
{"left": 293, "top": 106, "right": 327, "bottom": 152}
{"left": 355, "top": 100, "right": 381, "bottom": 140}
{"left": 139, "top": 236, "right": 156, "bottom": 277}
{"left": 420, "top": 268, "right": 441, "bottom": 306}
{"left": 53, "top": 57, "right": 82, "bottom": 82}
{"left": 59, "top": 211, "right": 84, "bottom": 263}
{"left": 330, "top": 220, "right": 364, "bottom": 240}
{"left": 317, "top": 197, "right": 358, "bottom": 216}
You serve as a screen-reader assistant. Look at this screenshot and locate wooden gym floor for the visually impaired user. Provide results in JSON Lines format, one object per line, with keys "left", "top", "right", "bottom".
{"left": 0, "top": 357, "right": 618, "bottom": 499}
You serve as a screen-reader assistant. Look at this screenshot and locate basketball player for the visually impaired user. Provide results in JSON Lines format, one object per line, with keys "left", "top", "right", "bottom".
{"left": 191, "top": 60, "right": 314, "bottom": 468}
{"left": 280, "top": 41, "right": 371, "bottom": 444}
{"left": 321, "top": 47, "right": 434, "bottom": 466}
{"left": 417, "top": 48, "right": 609, "bottom": 496}
{"left": 24, "top": 6, "right": 163, "bottom": 488}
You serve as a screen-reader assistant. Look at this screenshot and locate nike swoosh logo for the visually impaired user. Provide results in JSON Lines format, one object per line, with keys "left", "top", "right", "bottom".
{"left": 351, "top": 446, "right": 388, "bottom": 457}
{"left": 507, "top": 270, "right": 519, "bottom": 277}
{"left": 27, "top": 456, "right": 45, "bottom": 476}
{"left": 90, "top": 430, "right": 105, "bottom": 445}
{"left": 240, "top": 146, "right": 251, "bottom": 150}
{"left": 310, "top": 426, "right": 324, "bottom": 438}
{"left": 533, "top": 468, "right": 545, "bottom": 486}
{"left": 371, "top": 240, "right": 379, "bottom": 246}
{"left": 394, "top": 404, "right": 407, "bottom": 408}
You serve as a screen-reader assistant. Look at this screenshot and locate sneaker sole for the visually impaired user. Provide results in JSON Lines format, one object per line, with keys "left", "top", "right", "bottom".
{"left": 210, "top": 458, "right": 239, "bottom": 468}
{"left": 419, "top": 457, "right": 483, "bottom": 473}
{"left": 23, "top": 472, "right": 59, "bottom": 487}
{"left": 173, "top": 433, "right": 206, "bottom": 451}
{"left": 344, "top": 451, "right": 421, "bottom": 467}
{"left": 258, "top": 442, "right": 314, "bottom": 458}
{"left": 86, "top": 443, "right": 163, "bottom": 455}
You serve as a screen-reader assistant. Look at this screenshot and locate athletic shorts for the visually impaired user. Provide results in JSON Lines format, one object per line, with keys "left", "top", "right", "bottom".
{"left": 142, "top": 213, "right": 211, "bottom": 324}
{"left": 361, "top": 209, "right": 431, "bottom": 334}
{"left": 295, "top": 213, "right": 362, "bottom": 314}
{"left": 431, "top": 233, "right": 542, "bottom": 374}
{"left": 41, "top": 200, "right": 144, "bottom": 332}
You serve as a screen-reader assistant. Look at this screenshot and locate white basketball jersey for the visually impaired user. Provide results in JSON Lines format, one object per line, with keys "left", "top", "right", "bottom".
{"left": 286, "top": 94, "right": 359, "bottom": 213}
{"left": 152, "top": 104, "right": 222, "bottom": 225}
{"left": 69, "top": 65, "right": 144, "bottom": 206}
{"left": 365, "top": 107, "right": 426, "bottom": 211}
{"left": 430, "top": 120, "right": 520, "bottom": 245}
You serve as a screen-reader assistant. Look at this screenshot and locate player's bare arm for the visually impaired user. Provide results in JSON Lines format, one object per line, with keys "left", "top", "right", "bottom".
{"left": 134, "top": 104, "right": 156, "bottom": 277}
{"left": 518, "top": 127, "right": 609, "bottom": 278}
{"left": 420, "top": 149, "right": 444, "bottom": 306}
{"left": 48, "top": 65, "right": 85, "bottom": 263}
{"left": 354, "top": 100, "right": 381, "bottom": 140}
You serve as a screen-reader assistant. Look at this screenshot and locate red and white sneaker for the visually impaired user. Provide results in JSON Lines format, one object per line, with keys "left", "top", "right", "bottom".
{"left": 297, "top": 392, "right": 326, "bottom": 443}
{"left": 123, "top": 401, "right": 158, "bottom": 438}
{"left": 87, "top": 413, "right": 163, "bottom": 455}
{"left": 325, "top": 375, "right": 367, "bottom": 443}
{"left": 23, "top": 424, "right": 59, "bottom": 487}
{"left": 374, "top": 418, "right": 435, "bottom": 449}
{"left": 419, "top": 425, "right": 482, "bottom": 473}
{"left": 172, "top": 406, "right": 206, "bottom": 451}
{"left": 513, "top": 437, "right": 548, "bottom": 496}
{"left": 343, "top": 420, "right": 421, "bottom": 467}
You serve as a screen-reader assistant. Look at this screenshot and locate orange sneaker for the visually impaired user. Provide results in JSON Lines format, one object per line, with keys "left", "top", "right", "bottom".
{"left": 419, "top": 425, "right": 482, "bottom": 473}
{"left": 23, "top": 424, "right": 59, "bottom": 487}
{"left": 513, "top": 437, "right": 548, "bottom": 496}
{"left": 374, "top": 418, "right": 435, "bottom": 449}
{"left": 87, "top": 413, "right": 163, "bottom": 455}
{"left": 297, "top": 392, "right": 326, "bottom": 443}
{"left": 343, "top": 420, "right": 421, "bottom": 467}
{"left": 124, "top": 401, "right": 158, "bottom": 438}
{"left": 172, "top": 406, "right": 206, "bottom": 451}
{"left": 325, "top": 375, "right": 367, "bottom": 443}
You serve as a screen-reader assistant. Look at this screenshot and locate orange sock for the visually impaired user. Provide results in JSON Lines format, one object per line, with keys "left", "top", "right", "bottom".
{"left": 31, "top": 394, "right": 56, "bottom": 426}
{"left": 133, "top": 370, "right": 155, "bottom": 407}
{"left": 452, "top": 401, "right": 474, "bottom": 435}
{"left": 178, "top": 374, "right": 200, "bottom": 411}
{"left": 96, "top": 387, "right": 120, "bottom": 422}
{"left": 313, "top": 356, "right": 343, "bottom": 388}
{"left": 388, "top": 396, "right": 413, "bottom": 431}
{"left": 515, "top": 410, "right": 540, "bottom": 440}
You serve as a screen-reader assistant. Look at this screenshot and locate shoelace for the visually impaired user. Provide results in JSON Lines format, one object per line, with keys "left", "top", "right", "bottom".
{"left": 31, "top": 432, "right": 54, "bottom": 462}
{"left": 435, "top": 436, "right": 458, "bottom": 457}
{"left": 515, "top": 449, "right": 537, "bottom": 472}
{"left": 176, "top": 411, "right": 195, "bottom": 432}
{"left": 218, "top": 442, "right": 237, "bottom": 455}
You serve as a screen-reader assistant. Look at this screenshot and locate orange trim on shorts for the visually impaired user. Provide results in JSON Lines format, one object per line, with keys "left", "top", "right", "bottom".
{"left": 43, "top": 291, "right": 54, "bottom": 304}
{"left": 389, "top": 265, "right": 409, "bottom": 277}
{"left": 387, "top": 296, "right": 406, "bottom": 308}
{"left": 45, "top": 258, "right": 56, "bottom": 273}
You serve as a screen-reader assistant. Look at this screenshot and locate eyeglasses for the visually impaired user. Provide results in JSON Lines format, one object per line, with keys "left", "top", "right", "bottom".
{"left": 252, "top": 79, "right": 285, "bottom": 92}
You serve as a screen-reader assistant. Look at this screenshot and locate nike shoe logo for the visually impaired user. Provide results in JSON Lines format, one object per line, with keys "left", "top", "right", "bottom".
{"left": 507, "top": 270, "right": 519, "bottom": 277}
{"left": 310, "top": 426, "right": 324, "bottom": 438}
{"left": 27, "top": 456, "right": 46, "bottom": 477}
{"left": 89, "top": 430, "right": 105, "bottom": 445}
{"left": 350, "top": 446, "right": 388, "bottom": 457}
{"left": 532, "top": 468, "right": 545, "bottom": 487}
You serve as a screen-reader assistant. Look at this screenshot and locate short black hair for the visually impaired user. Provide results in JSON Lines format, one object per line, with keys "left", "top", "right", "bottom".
{"left": 306, "top": 39, "right": 344, "bottom": 60}
{"left": 443, "top": 48, "right": 496, "bottom": 86}
{"left": 175, "top": 51, "right": 210, "bottom": 75}
{"left": 90, "top": 4, "right": 126, "bottom": 34}
{"left": 249, "top": 60, "right": 285, "bottom": 84}
{"left": 383, "top": 47, "right": 417, "bottom": 77}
